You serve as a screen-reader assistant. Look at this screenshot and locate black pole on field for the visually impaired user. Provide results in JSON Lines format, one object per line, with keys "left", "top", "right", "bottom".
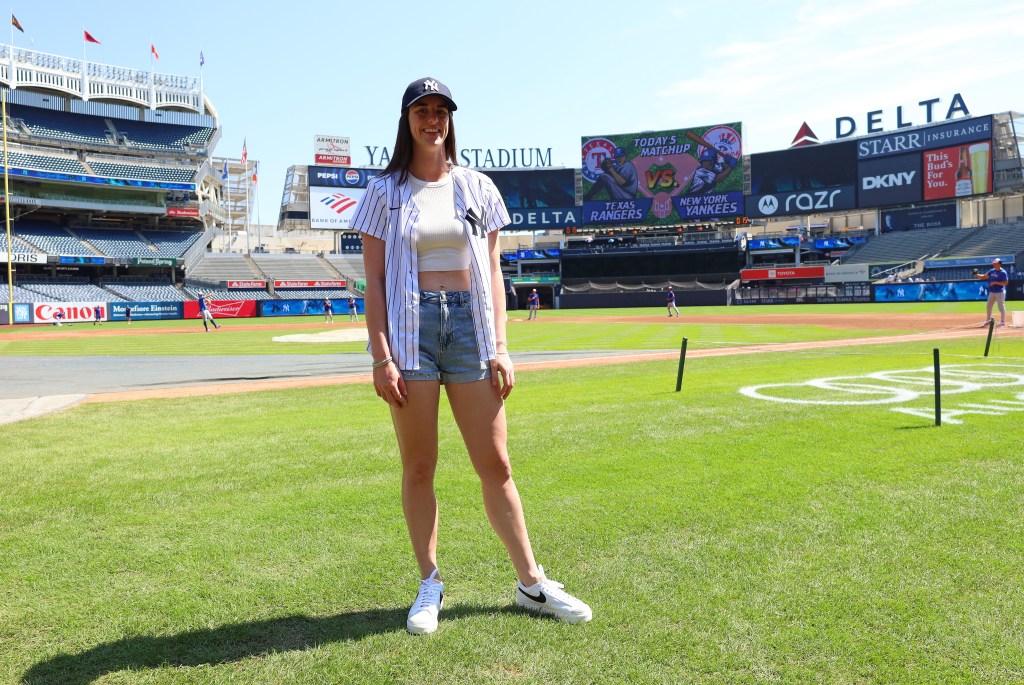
{"left": 933, "top": 348, "right": 941, "bottom": 427}
{"left": 675, "top": 337, "right": 688, "bottom": 392}
{"left": 983, "top": 318, "right": 995, "bottom": 357}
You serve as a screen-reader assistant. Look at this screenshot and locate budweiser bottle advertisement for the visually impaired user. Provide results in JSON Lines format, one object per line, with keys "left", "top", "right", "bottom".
{"left": 969, "top": 143, "right": 990, "bottom": 195}
{"left": 954, "top": 147, "right": 972, "bottom": 197}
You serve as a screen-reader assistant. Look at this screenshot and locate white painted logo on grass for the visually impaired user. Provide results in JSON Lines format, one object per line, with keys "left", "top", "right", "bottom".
{"left": 740, "top": 364, "right": 1024, "bottom": 424}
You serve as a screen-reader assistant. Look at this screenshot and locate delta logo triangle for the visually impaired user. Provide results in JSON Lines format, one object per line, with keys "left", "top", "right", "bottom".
{"left": 790, "top": 122, "right": 820, "bottom": 148}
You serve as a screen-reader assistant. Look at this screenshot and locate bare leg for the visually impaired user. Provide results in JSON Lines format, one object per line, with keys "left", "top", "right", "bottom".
{"left": 446, "top": 379, "right": 542, "bottom": 586}
{"left": 390, "top": 380, "right": 442, "bottom": 579}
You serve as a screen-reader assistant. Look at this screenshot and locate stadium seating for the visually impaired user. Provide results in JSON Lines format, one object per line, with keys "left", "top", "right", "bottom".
{"left": 75, "top": 228, "right": 156, "bottom": 258}
{"left": 87, "top": 161, "right": 196, "bottom": 183}
{"left": 139, "top": 230, "right": 204, "bottom": 258}
{"left": 9, "top": 104, "right": 112, "bottom": 147}
{"left": 186, "top": 253, "right": 264, "bottom": 282}
{"left": 326, "top": 254, "right": 366, "bottom": 281}
{"left": 0, "top": 233, "right": 37, "bottom": 254}
{"left": 0, "top": 281, "right": 44, "bottom": 303}
{"left": 2, "top": 150, "right": 87, "bottom": 174}
{"left": 16, "top": 280, "right": 124, "bottom": 302}
{"left": 102, "top": 281, "right": 188, "bottom": 301}
{"left": 842, "top": 227, "right": 971, "bottom": 264}
{"left": 15, "top": 224, "right": 98, "bottom": 256}
{"left": 922, "top": 266, "right": 975, "bottom": 281}
{"left": 251, "top": 254, "right": 338, "bottom": 280}
{"left": 939, "top": 224, "right": 1024, "bottom": 259}
{"left": 112, "top": 119, "right": 215, "bottom": 153}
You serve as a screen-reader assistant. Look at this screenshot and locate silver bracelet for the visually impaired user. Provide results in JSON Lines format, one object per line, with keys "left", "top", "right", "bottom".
{"left": 372, "top": 357, "right": 393, "bottom": 369}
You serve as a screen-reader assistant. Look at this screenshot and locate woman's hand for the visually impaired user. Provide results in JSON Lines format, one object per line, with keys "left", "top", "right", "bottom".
{"left": 489, "top": 350, "right": 515, "bottom": 400}
{"left": 374, "top": 361, "right": 408, "bottom": 407}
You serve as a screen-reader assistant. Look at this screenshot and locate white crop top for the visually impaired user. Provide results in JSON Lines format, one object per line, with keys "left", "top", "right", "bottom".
{"left": 410, "top": 173, "right": 471, "bottom": 271}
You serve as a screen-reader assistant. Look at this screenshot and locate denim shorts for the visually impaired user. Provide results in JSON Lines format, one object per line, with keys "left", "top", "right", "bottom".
{"left": 401, "top": 290, "right": 490, "bottom": 384}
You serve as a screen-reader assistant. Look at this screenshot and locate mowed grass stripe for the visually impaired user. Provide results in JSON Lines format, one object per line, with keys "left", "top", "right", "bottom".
{"left": 2, "top": 336, "right": 1022, "bottom": 683}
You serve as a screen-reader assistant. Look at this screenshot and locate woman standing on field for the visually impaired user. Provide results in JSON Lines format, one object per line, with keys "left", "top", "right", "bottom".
{"left": 351, "top": 77, "right": 591, "bottom": 635}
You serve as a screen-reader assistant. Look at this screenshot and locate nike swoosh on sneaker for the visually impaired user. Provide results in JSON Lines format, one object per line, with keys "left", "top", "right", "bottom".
{"left": 519, "top": 588, "right": 546, "bottom": 603}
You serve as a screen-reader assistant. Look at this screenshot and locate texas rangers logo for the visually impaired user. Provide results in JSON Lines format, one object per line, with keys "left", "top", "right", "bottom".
{"left": 321, "top": 193, "right": 358, "bottom": 215}
{"left": 581, "top": 138, "right": 618, "bottom": 184}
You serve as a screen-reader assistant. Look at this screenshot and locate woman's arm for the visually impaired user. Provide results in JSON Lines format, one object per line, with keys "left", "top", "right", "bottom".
{"left": 488, "top": 230, "right": 514, "bottom": 400}
{"left": 362, "top": 234, "right": 407, "bottom": 407}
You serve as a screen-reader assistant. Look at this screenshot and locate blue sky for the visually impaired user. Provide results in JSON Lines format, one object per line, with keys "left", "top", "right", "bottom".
{"left": 11, "top": 0, "right": 1024, "bottom": 222}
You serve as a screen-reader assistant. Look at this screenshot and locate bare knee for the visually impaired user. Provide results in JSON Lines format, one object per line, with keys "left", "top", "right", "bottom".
{"left": 403, "top": 456, "right": 437, "bottom": 487}
{"left": 475, "top": 453, "right": 513, "bottom": 486}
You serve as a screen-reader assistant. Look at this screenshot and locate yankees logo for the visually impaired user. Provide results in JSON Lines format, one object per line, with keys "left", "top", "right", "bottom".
{"left": 465, "top": 208, "right": 485, "bottom": 238}
{"left": 423, "top": 79, "right": 439, "bottom": 92}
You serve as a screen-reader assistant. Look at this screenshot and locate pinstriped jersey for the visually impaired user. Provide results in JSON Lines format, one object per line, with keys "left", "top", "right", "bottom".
{"left": 351, "top": 166, "right": 510, "bottom": 370}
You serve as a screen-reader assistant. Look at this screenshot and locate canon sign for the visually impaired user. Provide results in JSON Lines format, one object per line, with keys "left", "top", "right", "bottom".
{"left": 746, "top": 186, "right": 857, "bottom": 218}
{"left": 33, "top": 302, "right": 106, "bottom": 323}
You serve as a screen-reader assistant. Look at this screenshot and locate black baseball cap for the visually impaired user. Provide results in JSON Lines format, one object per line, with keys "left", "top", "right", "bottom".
{"left": 402, "top": 77, "right": 457, "bottom": 111}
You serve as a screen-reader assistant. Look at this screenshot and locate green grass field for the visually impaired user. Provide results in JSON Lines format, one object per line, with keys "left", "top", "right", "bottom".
{"left": 1, "top": 304, "right": 1022, "bottom": 683}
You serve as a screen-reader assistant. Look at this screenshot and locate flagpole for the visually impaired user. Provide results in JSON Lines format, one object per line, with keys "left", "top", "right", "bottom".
{"left": 254, "top": 164, "right": 261, "bottom": 250}
{"left": 9, "top": 10, "right": 14, "bottom": 90}
{"left": 149, "top": 39, "right": 155, "bottom": 109}
{"left": 223, "top": 161, "right": 233, "bottom": 253}
{"left": 4, "top": 88, "right": 15, "bottom": 325}
{"left": 198, "top": 50, "right": 205, "bottom": 116}
{"left": 244, "top": 159, "right": 251, "bottom": 255}
{"left": 81, "top": 27, "right": 88, "bottom": 101}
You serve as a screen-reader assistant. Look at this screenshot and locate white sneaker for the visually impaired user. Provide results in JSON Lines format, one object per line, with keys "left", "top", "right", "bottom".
{"left": 407, "top": 569, "right": 444, "bottom": 635}
{"left": 516, "top": 566, "right": 592, "bottom": 624}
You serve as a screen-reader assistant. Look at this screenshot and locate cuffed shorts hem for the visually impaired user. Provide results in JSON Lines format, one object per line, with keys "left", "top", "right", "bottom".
{"left": 400, "top": 366, "right": 490, "bottom": 385}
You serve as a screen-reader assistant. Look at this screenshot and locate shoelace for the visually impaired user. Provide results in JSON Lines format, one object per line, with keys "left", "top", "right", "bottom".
{"left": 413, "top": 580, "right": 442, "bottom": 611}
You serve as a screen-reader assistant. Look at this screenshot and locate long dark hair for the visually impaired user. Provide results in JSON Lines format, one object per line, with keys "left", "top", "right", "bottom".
{"left": 381, "top": 108, "right": 458, "bottom": 183}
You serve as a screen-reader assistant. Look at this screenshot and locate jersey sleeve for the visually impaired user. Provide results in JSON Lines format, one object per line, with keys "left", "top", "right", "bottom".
{"left": 350, "top": 177, "right": 388, "bottom": 240}
{"left": 481, "top": 175, "right": 511, "bottom": 234}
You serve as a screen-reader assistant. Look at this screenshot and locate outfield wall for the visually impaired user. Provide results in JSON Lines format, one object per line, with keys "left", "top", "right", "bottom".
{"left": 560, "top": 290, "right": 727, "bottom": 309}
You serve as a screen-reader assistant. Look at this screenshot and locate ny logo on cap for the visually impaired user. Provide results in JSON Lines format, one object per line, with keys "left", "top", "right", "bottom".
{"left": 424, "top": 79, "right": 439, "bottom": 92}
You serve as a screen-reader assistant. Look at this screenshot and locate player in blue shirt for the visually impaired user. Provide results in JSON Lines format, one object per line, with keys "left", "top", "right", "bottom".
{"left": 527, "top": 289, "right": 540, "bottom": 320}
{"left": 197, "top": 292, "right": 221, "bottom": 332}
{"left": 974, "top": 258, "right": 1008, "bottom": 326}
{"left": 666, "top": 287, "right": 680, "bottom": 317}
{"left": 92, "top": 305, "right": 102, "bottom": 325}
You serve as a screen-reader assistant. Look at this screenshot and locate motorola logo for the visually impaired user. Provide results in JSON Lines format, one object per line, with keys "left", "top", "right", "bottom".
{"left": 758, "top": 195, "right": 779, "bottom": 215}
